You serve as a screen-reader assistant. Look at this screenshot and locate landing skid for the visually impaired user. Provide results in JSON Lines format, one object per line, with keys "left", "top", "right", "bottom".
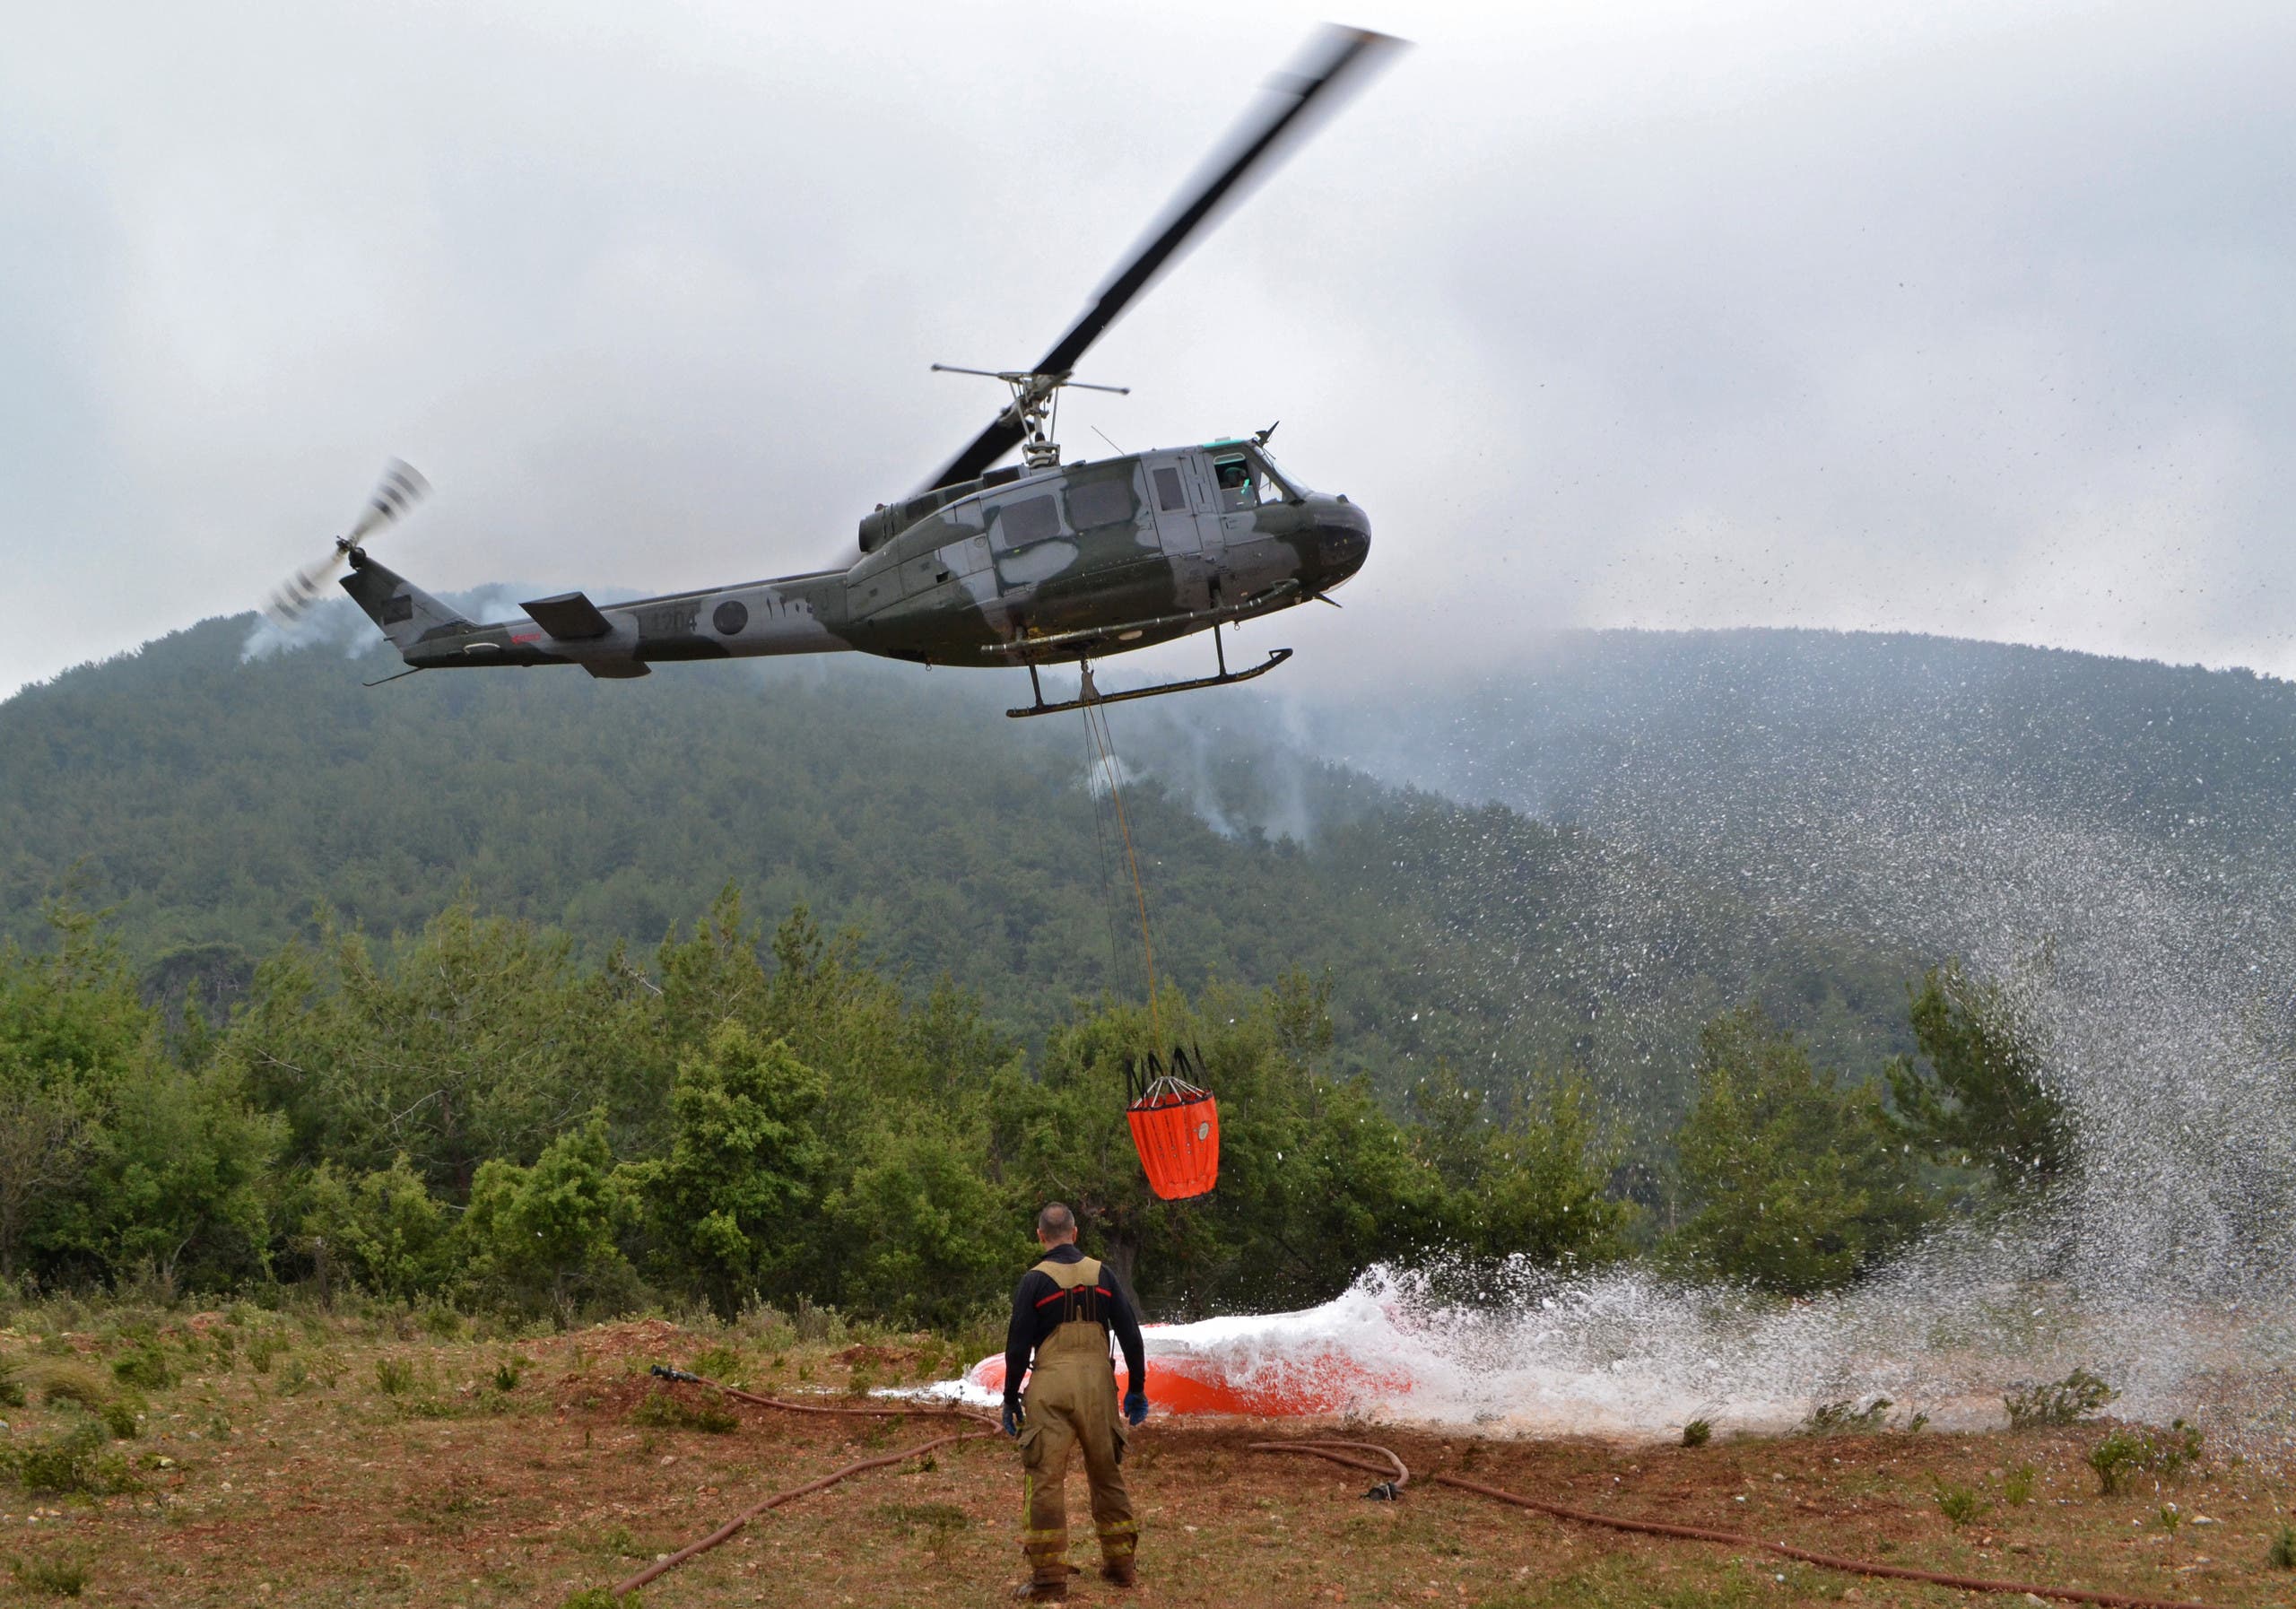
{"left": 1008, "top": 635, "right": 1292, "bottom": 718}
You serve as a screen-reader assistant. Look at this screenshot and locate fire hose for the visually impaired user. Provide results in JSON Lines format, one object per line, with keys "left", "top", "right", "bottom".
{"left": 606, "top": 1366, "right": 999, "bottom": 1597}
{"left": 604, "top": 1373, "right": 2227, "bottom": 1609}
{"left": 1249, "top": 1439, "right": 2226, "bottom": 1609}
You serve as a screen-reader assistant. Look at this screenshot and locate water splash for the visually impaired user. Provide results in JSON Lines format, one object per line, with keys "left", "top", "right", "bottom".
{"left": 949, "top": 1250, "right": 2291, "bottom": 1454}
{"left": 1286, "top": 636, "right": 2296, "bottom": 1456}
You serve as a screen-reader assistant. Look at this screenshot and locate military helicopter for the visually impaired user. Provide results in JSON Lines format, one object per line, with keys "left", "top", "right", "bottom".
{"left": 271, "top": 26, "right": 1396, "bottom": 718}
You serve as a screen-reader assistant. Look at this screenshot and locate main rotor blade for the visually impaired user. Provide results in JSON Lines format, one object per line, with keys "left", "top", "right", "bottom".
{"left": 922, "top": 24, "right": 1401, "bottom": 492}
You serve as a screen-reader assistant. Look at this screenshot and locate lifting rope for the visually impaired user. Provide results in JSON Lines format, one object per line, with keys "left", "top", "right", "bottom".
{"left": 1075, "top": 660, "right": 1223, "bottom": 1198}
{"left": 1078, "top": 666, "right": 1161, "bottom": 1039}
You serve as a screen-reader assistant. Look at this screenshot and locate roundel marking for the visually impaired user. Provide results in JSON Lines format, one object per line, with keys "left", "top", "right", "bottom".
{"left": 713, "top": 600, "right": 749, "bottom": 636}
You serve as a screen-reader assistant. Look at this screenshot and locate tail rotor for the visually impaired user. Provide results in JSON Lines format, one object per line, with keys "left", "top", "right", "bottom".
{"left": 263, "top": 459, "right": 430, "bottom": 625}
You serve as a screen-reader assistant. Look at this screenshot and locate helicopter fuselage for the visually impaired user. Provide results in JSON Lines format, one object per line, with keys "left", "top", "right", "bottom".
{"left": 345, "top": 440, "right": 1369, "bottom": 685}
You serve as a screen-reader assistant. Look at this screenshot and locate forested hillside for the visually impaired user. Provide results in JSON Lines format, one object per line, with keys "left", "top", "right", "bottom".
{"left": 0, "top": 613, "right": 1910, "bottom": 1118}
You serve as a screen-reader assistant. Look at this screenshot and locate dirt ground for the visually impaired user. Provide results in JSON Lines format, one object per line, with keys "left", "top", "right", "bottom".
{"left": 3, "top": 1311, "right": 2292, "bottom": 1608}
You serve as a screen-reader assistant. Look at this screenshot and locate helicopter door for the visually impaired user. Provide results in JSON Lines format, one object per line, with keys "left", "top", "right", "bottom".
{"left": 1144, "top": 457, "right": 1201, "bottom": 557}
{"left": 1144, "top": 454, "right": 1221, "bottom": 612}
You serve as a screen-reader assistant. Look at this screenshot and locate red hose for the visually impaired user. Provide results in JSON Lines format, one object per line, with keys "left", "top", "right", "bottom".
{"left": 1249, "top": 1439, "right": 2225, "bottom": 1609}
{"left": 604, "top": 1370, "right": 1000, "bottom": 1596}
{"left": 612, "top": 1426, "right": 996, "bottom": 1595}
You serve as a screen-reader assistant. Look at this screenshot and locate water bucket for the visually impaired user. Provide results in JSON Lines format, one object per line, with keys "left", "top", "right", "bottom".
{"left": 1126, "top": 1050, "right": 1219, "bottom": 1201}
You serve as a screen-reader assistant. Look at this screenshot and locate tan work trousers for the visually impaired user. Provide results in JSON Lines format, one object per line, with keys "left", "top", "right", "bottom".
{"left": 1017, "top": 1319, "right": 1136, "bottom": 1576}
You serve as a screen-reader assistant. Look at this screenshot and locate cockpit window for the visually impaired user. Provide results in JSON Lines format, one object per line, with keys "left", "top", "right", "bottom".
{"left": 1212, "top": 455, "right": 1256, "bottom": 510}
{"left": 1212, "top": 449, "right": 1297, "bottom": 510}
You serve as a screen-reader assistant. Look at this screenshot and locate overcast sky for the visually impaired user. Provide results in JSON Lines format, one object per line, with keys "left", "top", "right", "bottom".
{"left": 4, "top": 0, "right": 2292, "bottom": 699}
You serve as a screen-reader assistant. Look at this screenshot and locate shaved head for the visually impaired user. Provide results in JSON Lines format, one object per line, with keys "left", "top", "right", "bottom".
{"left": 1035, "top": 1203, "right": 1077, "bottom": 1243}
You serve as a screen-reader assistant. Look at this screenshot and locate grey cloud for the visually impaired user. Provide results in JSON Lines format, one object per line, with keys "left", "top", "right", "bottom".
{"left": 4, "top": 0, "right": 2292, "bottom": 699}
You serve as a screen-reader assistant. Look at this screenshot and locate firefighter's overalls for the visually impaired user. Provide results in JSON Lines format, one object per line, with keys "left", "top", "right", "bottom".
{"left": 1016, "top": 1256, "right": 1137, "bottom": 1580}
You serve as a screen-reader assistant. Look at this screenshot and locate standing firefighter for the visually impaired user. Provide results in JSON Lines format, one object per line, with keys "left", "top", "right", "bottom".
{"left": 1002, "top": 1203, "right": 1149, "bottom": 1600}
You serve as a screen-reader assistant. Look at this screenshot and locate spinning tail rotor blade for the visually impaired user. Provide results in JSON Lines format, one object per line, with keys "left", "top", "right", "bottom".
{"left": 922, "top": 24, "right": 1402, "bottom": 492}
{"left": 262, "top": 459, "right": 431, "bottom": 625}
{"left": 345, "top": 458, "right": 430, "bottom": 544}
{"left": 263, "top": 552, "right": 351, "bottom": 626}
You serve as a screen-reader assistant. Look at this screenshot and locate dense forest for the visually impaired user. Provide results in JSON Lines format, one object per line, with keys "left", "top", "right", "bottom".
{"left": 0, "top": 883, "right": 2047, "bottom": 1321}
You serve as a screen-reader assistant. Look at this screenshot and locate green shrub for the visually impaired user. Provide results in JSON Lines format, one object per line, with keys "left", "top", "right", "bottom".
{"left": 38, "top": 1369, "right": 107, "bottom": 1412}
{"left": 561, "top": 1589, "right": 641, "bottom": 1608}
{"left": 9, "top": 1552, "right": 90, "bottom": 1597}
{"left": 492, "top": 1359, "right": 525, "bottom": 1393}
{"left": 627, "top": 1388, "right": 737, "bottom": 1434}
{"left": 1799, "top": 1398, "right": 1891, "bottom": 1435}
{"left": 1933, "top": 1481, "right": 1987, "bottom": 1526}
{"left": 2267, "top": 1525, "right": 2296, "bottom": 1570}
{"left": 374, "top": 1358, "right": 414, "bottom": 1396}
{"left": 876, "top": 1500, "right": 970, "bottom": 1561}
{"left": 2005, "top": 1368, "right": 2117, "bottom": 1429}
{"left": 2087, "top": 1422, "right": 2203, "bottom": 1495}
{"left": 1680, "top": 1418, "right": 1712, "bottom": 1448}
{"left": 98, "top": 1396, "right": 143, "bottom": 1439}
{"left": 8, "top": 1422, "right": 137, "bottom": 1497}
{"left": 0, "top": 1360, "right": 25, "bottom": 1409}
{"left": 588, "top": 1524, "right": 648, "bottom": 1559}
{"left": 2001, "top": 1464, "right": 2036, "bottom": 1505}
{"left": 110, "top": 1346, "right": 171, "bottom": 1391}
{"left": 247, "top": 1334, "right": 285, "bottom": 1374}
{"left": 688, "top": 1344, "right": 743, "bottom": 1384}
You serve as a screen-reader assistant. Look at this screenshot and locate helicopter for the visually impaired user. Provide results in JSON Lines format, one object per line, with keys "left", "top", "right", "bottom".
{"left": 272, "top": 26, "right": 1396, "bottom": 719}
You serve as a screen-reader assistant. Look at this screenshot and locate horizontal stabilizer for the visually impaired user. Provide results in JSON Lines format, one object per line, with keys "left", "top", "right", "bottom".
{"left": 525, "top": 592, "right": 614, "bottom": 639}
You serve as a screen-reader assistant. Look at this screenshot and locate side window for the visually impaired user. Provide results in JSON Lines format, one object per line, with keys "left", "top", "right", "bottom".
{"left": 995, "top": 493, "right": 1062, "bottom": 549}
{"left": 1152, "top": 466, "right": 1187, "bottom": 512}
{"left": 1066, "top": 477, "right": 1133, "bottom": 530}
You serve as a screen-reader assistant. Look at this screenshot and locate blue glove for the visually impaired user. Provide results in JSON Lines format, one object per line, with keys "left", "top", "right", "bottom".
{"left": 1124, "top": 1388, "right": 1149, "bottom": 1427}
{"left": 1002, "top": 1402, "right": 1024, "bottom": 1439}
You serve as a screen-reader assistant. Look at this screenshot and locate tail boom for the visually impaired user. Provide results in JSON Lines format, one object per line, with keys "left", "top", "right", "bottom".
{"left": 341, "top": 553, "right": 852, "bottom": 678}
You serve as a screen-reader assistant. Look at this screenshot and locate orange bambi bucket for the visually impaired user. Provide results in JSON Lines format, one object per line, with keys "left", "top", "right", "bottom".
{"left": 1126, "top": 1050, "right": 1220, "bottom": 1201}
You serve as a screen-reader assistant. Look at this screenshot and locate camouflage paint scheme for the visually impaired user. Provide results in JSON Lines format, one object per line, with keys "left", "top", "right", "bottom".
{"left": 342, "top": 442, "right": 1370, "bottom": 683}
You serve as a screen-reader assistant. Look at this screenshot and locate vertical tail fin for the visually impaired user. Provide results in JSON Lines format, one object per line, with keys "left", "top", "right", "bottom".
{"left": 340, "top": 552, "right": 471, "bottom": 656}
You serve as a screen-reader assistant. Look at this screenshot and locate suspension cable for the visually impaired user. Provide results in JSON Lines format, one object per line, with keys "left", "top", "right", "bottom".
{"left": 1080, "top": 676, "right": 1160, "bottom": 1039}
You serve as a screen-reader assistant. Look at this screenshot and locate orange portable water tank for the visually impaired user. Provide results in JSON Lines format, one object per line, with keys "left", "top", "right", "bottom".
{"left": 1126, "top": 1051, "right": 1219, "bottom": 1201}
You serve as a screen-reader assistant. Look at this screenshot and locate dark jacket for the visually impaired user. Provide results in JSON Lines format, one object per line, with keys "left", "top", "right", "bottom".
{"left": 1001, "top": 1242, "right": 1148, "bottom": 1410}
